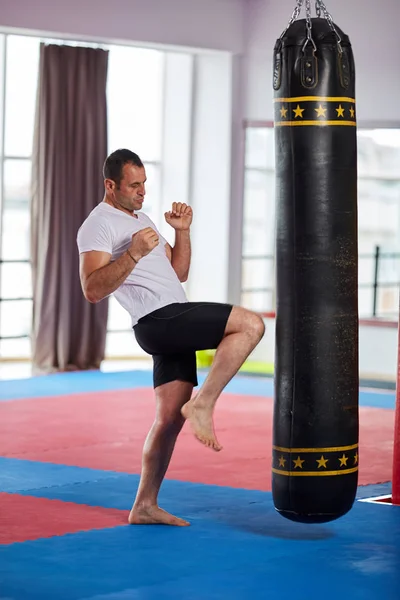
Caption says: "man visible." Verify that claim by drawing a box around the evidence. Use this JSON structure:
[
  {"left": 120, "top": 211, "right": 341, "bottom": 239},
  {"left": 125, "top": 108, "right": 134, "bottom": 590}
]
[{"left": 77, "top": 149, "right": 265, "bottom": 526}]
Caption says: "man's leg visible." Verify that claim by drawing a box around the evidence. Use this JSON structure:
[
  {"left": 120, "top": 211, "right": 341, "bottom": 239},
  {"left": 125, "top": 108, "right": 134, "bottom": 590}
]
[
  {"left": 182, "top": 306, "right": 265, "bottom": 451},
  {"left": 129, "top": 379, "right": 193, "bottom": 526}
]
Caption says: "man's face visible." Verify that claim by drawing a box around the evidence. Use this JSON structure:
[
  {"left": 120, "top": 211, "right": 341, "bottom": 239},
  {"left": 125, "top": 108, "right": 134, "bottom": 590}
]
[{"left": 108, "top": 163, "right": 146, "bottom": 213}]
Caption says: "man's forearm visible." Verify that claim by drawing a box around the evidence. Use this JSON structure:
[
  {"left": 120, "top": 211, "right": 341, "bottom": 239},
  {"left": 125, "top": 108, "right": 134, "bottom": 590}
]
[
  {"left": 85, "top": 251, "right": 138, "bottom": 303},
  {"left": 171, "top": 230, "right": 191, "bottom": 282}
]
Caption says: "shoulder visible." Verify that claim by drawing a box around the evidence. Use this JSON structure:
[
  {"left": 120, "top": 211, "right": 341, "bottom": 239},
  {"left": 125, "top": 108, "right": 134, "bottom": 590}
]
[
  {"left": 77, "top": 205, "right": 115, "bottom": 246},
  {"left": 80, "top": 205, "right": 114, "bottom": 230}
]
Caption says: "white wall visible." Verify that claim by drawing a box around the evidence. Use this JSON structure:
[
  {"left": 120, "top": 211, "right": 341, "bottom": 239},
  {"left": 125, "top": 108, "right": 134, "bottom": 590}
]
[
  {"left": 0, "top": 0, "right": 245, "bottom": 53},
  {"left": 245, "top": 0, "right": 400, "bottom": 124}
]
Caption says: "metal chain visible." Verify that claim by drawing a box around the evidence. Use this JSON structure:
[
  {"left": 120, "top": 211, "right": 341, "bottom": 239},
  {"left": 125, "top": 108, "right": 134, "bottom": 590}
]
[
  {"left": 280, "top": 0, "right": 304, "bottom": 39},
  {"left": 303, "top": 0, "right": 317, "bottom": 52},
  {"left": 280, "top": 0, "right": 341, "bottom": 55},
  {"left": 315, "top": 0, "right": 343, "bottom": 53}
]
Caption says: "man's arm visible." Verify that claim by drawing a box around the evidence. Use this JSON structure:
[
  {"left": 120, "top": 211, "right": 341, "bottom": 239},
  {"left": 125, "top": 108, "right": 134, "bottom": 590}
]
[
  {"left": 80, "top": 227, "right": 160, "bottom": 303},
  {"left": 80, "top": 250, "right": 137, "bottom": 303},
  {"left": 164, "top": 203, "right": 193, "bottom": 282},
  {"left": 165, "top": 230, "right": 191, "bottom": 282}
]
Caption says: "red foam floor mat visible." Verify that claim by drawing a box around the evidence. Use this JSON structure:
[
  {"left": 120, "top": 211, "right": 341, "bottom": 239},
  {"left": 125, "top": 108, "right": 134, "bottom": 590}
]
[
  {"left": 0, "top": 492, "right": 127, "bottom": 545},
  {"left": 0, "top": 389, "right": 394, "bottom": 490}
]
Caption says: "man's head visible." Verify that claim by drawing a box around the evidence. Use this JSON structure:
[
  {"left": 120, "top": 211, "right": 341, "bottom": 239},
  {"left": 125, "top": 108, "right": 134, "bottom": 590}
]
[{"left": 103, "top": 149, "right": 146, "bottom": 213}]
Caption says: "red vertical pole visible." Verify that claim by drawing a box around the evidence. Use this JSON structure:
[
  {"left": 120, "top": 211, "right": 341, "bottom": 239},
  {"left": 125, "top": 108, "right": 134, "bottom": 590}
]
[{"left": 393, "top": 323, "right": 400, "bottom": 505}]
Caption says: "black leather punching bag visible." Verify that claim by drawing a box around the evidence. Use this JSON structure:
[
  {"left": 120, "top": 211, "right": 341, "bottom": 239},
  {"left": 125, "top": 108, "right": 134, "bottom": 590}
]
[{"left": 272, "top": 17, "right": 359, "bottom": 523}]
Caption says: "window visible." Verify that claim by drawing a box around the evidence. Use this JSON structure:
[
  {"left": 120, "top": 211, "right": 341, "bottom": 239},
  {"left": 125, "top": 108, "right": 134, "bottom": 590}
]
[
  {"left": 241, "top": 126, "right": 275, "bottom": 313},
  {"left": 0, "top": 35, "right": 40, "bottom": 359},
  {"left": 0, "top": 34, "right": 166, "bottom": 360},
  {"left": 357, "top": 129, "right": 400, "bottom": 318},
  {"left": 105, "top": 46, "right": 165, "bottom": 358},
  {"left": 241, "top": 125, "right": 400, "bottom": 319}
]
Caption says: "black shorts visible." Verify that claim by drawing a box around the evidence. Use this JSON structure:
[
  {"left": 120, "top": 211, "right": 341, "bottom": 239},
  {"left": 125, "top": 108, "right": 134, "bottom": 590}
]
[{"left": 133, "top": 302, "right": 233, "bottom": 388}]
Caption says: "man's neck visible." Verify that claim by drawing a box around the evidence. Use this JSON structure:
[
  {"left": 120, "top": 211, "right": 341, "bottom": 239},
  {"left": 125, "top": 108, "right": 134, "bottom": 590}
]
[{"left": 103, "top": 197, "right": 137, "bottom": 218}]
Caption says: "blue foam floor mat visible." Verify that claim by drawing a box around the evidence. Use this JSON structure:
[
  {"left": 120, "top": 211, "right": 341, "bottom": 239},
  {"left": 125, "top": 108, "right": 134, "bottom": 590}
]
[
  {"left": 0, "top": 456, "right": 392, "bottom": 505},
  {"left": 1, "top": 368, "right": 398, "bottom": 599},
  {"left": 1, "top": 474, "right": 398, "bottom": 600},
  {"left": 0, "top": 456, "right": 122, "bottom": 494},
  {"left": 0, "top": 369, "right": 395, "bottom": 409}
]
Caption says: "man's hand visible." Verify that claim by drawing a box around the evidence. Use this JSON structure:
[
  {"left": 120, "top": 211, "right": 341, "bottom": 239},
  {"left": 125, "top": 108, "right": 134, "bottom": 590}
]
[
  {"left": 165, "top": 203, "right": 193, "bottom": 231},
  {"left": 130, "top": 227, "right": 159, "bottom": 260}
]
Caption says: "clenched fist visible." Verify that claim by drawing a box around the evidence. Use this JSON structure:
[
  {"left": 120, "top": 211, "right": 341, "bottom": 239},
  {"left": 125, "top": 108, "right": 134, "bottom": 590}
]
[
  {"left": 129, "top": 227, "right": 159, "bottom": 260},
  {"left": 165, "top": 203, "right": 193, "bottom": 231}
]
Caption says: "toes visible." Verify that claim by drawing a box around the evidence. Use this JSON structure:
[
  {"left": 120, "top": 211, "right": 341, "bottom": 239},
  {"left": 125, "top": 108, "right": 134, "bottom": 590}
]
[
  {"left": 212, "top": 437, "right": 222, "bottom": 451},
  {"left": 195, "top": 434, "right": 212, "bottom": 449},
  {"left": 173, "top": 518, "right": 190, "bottom": 526},
  {"left": 195, "top": 434, "right": 222, "bottom": 451}
]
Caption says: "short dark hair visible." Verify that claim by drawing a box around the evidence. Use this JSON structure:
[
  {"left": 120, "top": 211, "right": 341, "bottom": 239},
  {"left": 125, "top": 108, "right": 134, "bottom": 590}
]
[{"left": 103, "top": 149, "right": 144, "bottom": 186}]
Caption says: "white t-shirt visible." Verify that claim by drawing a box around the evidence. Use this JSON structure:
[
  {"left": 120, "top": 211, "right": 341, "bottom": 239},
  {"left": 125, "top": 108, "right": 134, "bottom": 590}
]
[{"left": 76, "top": 202, "right": 188, "bottom": 326}]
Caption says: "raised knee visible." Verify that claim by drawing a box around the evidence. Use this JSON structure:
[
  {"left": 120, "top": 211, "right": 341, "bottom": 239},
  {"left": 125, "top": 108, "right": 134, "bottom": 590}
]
[
  {"left": 249, "top": 313, "right": 265, "bottom": 341},
  {"left": 225, "top": 306, "right": 265, "bottom": 341}
]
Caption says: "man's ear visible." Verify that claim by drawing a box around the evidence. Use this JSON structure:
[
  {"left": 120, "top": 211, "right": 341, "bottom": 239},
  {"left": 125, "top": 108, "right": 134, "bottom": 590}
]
[{"left": 104, "top": 178, "right": 116, "bottom": 192}]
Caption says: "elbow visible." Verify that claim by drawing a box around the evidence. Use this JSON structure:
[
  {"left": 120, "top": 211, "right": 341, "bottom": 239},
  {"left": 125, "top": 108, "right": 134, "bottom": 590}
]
[
  {"left": 84, "top": 290, "right": 98, "bottom": 304},
  {"left": 85, "top": 293, "right": 99, "bottom": 304},
  {"left": 172, "top": 262, "right": 189, "bottom": 283},
  {"left": 83, "top": 283, "right": 101, "bottom": 304}
]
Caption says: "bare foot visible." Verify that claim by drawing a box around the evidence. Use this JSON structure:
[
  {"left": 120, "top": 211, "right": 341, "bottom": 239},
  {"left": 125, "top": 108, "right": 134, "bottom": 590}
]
[
  {"left": 181, "top": 400, "right": 222, "bottom": 451},
  {"left": 128, "top": 505, "right": 190, "bottom": 526}
]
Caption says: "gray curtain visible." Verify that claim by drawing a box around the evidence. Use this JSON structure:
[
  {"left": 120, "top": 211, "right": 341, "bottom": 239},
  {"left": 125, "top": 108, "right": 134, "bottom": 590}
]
[{"left": 31, "top": 43, "right": 109, "bottom": 374}]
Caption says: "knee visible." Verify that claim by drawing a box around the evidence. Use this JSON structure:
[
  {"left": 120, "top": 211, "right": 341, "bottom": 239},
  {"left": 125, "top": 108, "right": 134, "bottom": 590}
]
[
  {"left": 155, "top": 411, "right": 185, "bottom": 435},
  {"left": 248, "top": 313, "right": 265, "bottom": 342},
  {"left": 225, "top": 306, "right": 265, "bottom": 342}
]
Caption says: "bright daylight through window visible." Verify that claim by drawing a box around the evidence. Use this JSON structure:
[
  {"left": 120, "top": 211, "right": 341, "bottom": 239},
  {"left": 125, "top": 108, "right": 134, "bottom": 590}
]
[
  {"left": 0, "top": 35, "right": 165, "bottom": 360},
  {"left": 241, "top": 126, "right": 400, "bottom": 319}
]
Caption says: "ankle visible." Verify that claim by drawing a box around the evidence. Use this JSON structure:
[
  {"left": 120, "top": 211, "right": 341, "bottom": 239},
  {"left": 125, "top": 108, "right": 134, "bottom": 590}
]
[
  {"left": 192, "top": 396, "right": 215, "bottom": 411},
  {"left": 192, "top": 399, "right": 209, "bottom": 410},
  {"left": 132, "top": 499, "right": 157, "bottom": 511}
]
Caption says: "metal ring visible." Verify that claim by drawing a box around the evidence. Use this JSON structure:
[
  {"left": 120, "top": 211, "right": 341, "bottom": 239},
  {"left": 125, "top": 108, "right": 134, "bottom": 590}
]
[{"left": 302, "top": 37, "right": 317, "bottom": 53}]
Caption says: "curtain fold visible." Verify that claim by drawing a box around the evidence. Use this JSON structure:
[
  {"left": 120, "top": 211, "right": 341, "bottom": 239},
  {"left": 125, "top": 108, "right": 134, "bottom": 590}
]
[{"left": 31, "top": 43, "right": 109, "bottom": 374}]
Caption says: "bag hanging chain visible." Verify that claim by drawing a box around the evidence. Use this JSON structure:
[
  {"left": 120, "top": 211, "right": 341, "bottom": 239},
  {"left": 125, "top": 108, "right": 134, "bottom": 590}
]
[
  {"left": 315, "top": 0, "right": 343, "bottom": 53},
  {"left": 281, "top": 0, "right": 343, "bottom": 54},
  {"left": 303, "top": 0, "right": 317, "bottom": 52},
  {"left": 280, "top": 0, "right": 304, "bottom": 39}
]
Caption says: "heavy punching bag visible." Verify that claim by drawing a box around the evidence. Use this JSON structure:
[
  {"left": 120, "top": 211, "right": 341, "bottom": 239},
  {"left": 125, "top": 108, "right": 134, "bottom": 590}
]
[{"left": 272, "top": 0, "right": 359, "bottom": 523}]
